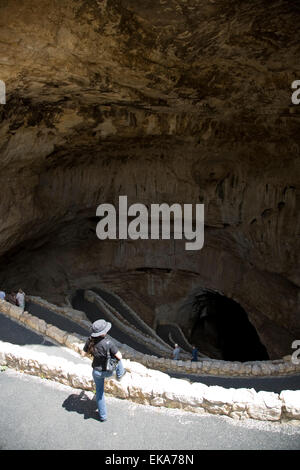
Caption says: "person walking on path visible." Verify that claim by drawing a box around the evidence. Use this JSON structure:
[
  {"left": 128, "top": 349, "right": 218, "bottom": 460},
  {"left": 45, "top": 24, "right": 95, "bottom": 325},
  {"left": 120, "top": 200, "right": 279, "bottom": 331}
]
[
  {"left": 7, "top": 291, "right": 17, "bottom": 305},
  {"left": 191, "top": 345, "right": 198, "bottom": 362},
  {"left": 16, "top": 289, "right": 25, "bottom": 311},
  {"left": 173, "top": 343, "right": 181, "bottom": 361},
  {"left": 83, "top": 319, "right": 126, "bottom": 422}
]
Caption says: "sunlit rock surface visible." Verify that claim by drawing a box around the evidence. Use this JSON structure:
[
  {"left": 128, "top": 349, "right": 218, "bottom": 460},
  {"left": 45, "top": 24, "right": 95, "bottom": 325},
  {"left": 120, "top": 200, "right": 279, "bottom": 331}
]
[{"left": 0, "top": 0, "right": 299, "bottom": 359}]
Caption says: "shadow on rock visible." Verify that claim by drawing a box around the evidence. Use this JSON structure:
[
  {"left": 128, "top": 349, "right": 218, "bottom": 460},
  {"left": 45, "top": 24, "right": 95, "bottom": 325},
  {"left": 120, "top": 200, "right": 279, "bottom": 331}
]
[{"left": 62, "top": 390, "right": 99, "bottom": 421}]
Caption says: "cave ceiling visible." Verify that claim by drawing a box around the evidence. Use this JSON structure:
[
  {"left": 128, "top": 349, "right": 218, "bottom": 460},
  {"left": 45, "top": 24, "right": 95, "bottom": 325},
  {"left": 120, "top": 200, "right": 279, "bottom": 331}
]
[{"left": 0, "top": 0, "right": 299, "bottom": 358}]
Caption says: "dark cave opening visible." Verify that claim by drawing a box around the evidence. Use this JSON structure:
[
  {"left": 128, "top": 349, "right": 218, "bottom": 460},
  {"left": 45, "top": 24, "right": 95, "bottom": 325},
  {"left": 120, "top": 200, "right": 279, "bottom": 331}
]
[{"left": 190, "top": 290, "right": 269, "bottom": 362}]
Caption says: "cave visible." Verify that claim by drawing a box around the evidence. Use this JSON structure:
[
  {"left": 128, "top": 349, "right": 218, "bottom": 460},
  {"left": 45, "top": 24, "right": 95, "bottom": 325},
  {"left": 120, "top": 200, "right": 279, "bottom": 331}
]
[
  {"left": 0, "top": 0, "right": 299, "bottom": 362},
  {"left": 190, "top": 289, "right": 269, "bottom": 362}
]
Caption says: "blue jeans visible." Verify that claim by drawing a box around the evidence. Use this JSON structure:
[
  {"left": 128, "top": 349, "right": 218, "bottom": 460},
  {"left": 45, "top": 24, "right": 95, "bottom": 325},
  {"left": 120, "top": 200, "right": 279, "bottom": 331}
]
[{"left": 92, "top": 360, "right": 125, "bottom": 421}]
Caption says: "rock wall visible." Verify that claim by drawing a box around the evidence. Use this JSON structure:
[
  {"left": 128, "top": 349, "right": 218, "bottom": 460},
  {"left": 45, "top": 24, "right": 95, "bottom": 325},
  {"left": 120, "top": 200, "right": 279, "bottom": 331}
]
[{"left": 0, "top": 0, "right": 299, "bottom": 358}]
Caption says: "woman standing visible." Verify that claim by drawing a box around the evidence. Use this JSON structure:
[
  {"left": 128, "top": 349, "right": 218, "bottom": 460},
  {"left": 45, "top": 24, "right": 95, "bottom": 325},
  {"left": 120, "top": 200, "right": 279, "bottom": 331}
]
[
  {"left": 83, "top": 319, "right": 126, "bottom": 422},
  {"left": 16, "top": 288, "right": 25, "bottom": 311}
]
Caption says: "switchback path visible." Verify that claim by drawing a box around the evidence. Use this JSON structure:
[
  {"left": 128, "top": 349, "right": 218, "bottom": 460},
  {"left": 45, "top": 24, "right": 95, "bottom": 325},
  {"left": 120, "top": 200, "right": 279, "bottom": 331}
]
[
  {"left": 26, "top": 299, "right": 89, "bottom": 337},
  {"left": 157, "top": 324, "right": 192, "bottom": 353},
  {"left": 1, "top": 310, "right": 300, "bottom": 393},
  {"left": 92, "top": 287, "right": 151, "bottom": 336},
  {"left": 92, "top": 287, "right": 192, "bottom": 354},
  {"left": 0, "top": 312, "right": 91, "bottom": 366},
  {"left": 169, "top": 370, "right": 300, "bottom": 394},
  {"left": 71, "top": 290, "right": 159, "bottom": 356}
]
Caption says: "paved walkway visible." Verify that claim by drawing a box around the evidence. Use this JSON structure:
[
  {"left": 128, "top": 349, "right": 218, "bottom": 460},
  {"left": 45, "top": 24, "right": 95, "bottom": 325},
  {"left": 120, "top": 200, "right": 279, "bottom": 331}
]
[
  {"left": 26, "top": 299, "right": 89, "bottom": 337},
  {"left": 1, "top": 307, "right": 300, "bottom": 450},
  {"left": 0, "top": 312, "right": 91, "bottom": 366},
  {"left": 1, "top": 369, "right": 299, "bottom": 450},
  {"left": 169, "top": 370, "right": 300, "bottom": 393}
]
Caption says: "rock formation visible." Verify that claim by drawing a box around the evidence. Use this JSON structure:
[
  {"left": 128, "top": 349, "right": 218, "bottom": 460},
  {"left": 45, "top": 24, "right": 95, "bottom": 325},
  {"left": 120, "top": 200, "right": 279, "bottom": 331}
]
[{"left": 0, "top": 0, "right": 299, "bottom": 359}]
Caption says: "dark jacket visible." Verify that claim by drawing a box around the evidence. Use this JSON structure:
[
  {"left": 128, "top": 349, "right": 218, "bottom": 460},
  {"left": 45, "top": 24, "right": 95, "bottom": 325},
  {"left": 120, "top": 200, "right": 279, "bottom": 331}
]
[{"left": 83, "top": 335, "right": 118, "bottom": 371}]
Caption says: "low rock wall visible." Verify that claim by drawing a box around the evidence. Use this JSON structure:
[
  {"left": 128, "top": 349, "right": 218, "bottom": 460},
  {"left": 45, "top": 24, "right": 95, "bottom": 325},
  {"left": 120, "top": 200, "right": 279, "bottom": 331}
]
[
  {"left": 2, "top": 298, "right": 300, "bottom": 378},
  {"left": 1, "top": 340, "right": 300, "bottom": 423},
  {"left": 85, "top": 290, "right": 173, "bottom": 356},
  {"left": 95, "top": 285, "right": 173, "bottom": 350}
]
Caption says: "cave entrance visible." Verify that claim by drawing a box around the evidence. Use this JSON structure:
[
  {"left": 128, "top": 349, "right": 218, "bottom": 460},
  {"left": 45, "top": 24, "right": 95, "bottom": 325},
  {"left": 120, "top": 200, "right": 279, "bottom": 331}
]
[{"left": 190, "top": 289, "right": 269, "bottom": 362}]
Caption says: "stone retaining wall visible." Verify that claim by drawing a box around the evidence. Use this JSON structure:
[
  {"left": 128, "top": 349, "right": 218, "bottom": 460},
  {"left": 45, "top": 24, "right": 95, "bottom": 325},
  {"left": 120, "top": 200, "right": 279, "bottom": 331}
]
[
  {"left": 27, "top": 295, "right": 91, "bottom": 328},
  {"left": 85, "top": 290, "right": 173, "bottom": 356},
  {"left": 1, "top": 340, "right": 300, "bottom": 423},
  {"left": 95, "top": 285, "right": 173, "bottom": 350},
  {"left": 1, "top": 298, "right": 300, "bottom": 379},
  {"left": 158, "top": 320, "right": 205, "bottom": 356},
  {"left": 90, "top": 287, "right": 205, "bottom": 358}
]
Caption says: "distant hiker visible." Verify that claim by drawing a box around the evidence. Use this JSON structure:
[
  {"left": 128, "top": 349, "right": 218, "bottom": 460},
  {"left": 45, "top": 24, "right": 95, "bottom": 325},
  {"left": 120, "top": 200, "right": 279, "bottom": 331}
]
[
  {"left": 191, "top": 346, "right": 198, "bottom": 362},
  {"left": 6, "top": 292, "right": 16, "bottom": 305},
  {"left": 173, "top": 343, "right": 180, "bottom": 361},
  {"left": 0, "top": 290, "right": 5, "bottom": 300},
  {"left": 83, "top": 319, "right": 127, "bottom": 422},
  {"left": 16, "top": 289, "right": 25, "bottom": 311},
  {"left": 10, "top": 291, "right": 17, "bottom": 305}
]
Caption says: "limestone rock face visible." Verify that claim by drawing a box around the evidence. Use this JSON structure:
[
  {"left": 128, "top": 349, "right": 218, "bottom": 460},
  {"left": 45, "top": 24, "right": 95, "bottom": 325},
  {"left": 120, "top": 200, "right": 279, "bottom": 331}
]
[
  {"left": 0, "top": 1, "right": 299, "bottom": 358},
  {"left": 280, "top": 390, "right": 300, "bottom": 419}
]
